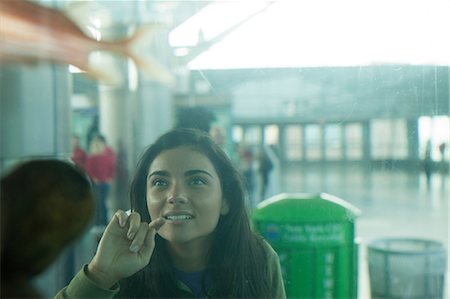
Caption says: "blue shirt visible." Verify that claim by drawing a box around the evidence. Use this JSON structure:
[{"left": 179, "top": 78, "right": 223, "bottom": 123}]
[{"left": 173, "top": 267, "right": 210, "bottom": 298}]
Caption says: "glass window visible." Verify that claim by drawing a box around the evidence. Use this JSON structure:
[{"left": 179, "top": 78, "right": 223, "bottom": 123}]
[
  {"left": 305, "top": 124, "right": 322, "bottom": 161},
  {"left": 264, "top": 125, "right": 279, "bottom": 145},
  {"left": 2, "top": 1, "right": 449, "bottom": 298},
  {"left": 232, "top": 125, "right": 243, "bottom": 143},
  {"left": 371, "top": 119, "right": 408, "bottom": 160},
  {"left": 285, "top": 125, "right": 302, "bottom": 160},
  {"left": 345, "top": 123, "right": 363, "bottom": 160},
  {"left": 324, "top": 124, "right": 343, "bottom": 160},
  {"left": 244, "top": 126, "right": 261, "bottom": 146},
  {"left": 419, "top": 116, "right": 450, "bottom": 161}
]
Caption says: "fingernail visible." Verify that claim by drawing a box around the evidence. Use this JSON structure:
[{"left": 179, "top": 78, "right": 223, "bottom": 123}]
[
  {"left": 127, "top": 232, "right": 135, "bottom": 239},
  {"left": 130, "top": 244, "right": 140, "bottom": 252}
]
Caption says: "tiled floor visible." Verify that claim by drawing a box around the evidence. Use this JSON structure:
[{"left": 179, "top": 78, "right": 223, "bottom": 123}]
[{"left": 258, "top": 163, "right": 449, "bottom": 298}]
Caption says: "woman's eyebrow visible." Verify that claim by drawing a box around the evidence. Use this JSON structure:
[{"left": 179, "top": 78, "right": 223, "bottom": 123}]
[
  {"left": 185, "top": 169, "right": 214, "bottom": 178},
  {"left": 148, "top": 170, "right": 170, "bottom": 179}
]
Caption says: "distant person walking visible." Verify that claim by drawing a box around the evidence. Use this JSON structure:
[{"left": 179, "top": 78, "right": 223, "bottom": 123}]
[
  {"left": 438, "top": 142, "right": 447, "bottom": 162},
  {"left": 86, "top": 134, "right": 117, "bottom": 225},
  {"left": 258, "top": 147, "right": 274, "bottom": 201},
  {"left": 423, "top": 140, "right": 433, "bottom": 189},
  {"left": 239, "top": 144, "right": 255, "bottom": 205}
]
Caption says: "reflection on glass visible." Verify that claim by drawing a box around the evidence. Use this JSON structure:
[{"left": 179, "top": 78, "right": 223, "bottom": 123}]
[{"left": 1, "top": 0, "right": 448, "bottom": 298}]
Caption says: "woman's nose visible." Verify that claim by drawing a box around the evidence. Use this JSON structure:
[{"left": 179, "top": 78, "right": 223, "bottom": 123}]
[
  {"left": 167, "top": 195, "right": 188, "bottom": 204},
  {"left": 167, "top": 183, "right": 187, "bottom": 204}
]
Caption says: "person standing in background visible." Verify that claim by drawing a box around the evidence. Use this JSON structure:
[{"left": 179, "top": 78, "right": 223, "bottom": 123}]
[
  {"left": 422, "top": 139, "right": 433, "bottom": 189},
  {"left": 86, "top": 134, "right": 117, "bottom": 226},
  {"left": 438, "top": 142, "right": 447, "bottom": 162},
  {"left": 238, "top": 144, "right": 255, "bottom": 207},
  {"left": 70, "top": 135, "right": 87, "bottom": 170},
  {"left": 257, "top": 146, "right": 274, "bottom": 201}
]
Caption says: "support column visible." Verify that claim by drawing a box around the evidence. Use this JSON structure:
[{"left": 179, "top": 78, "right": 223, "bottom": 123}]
[
  {"left": 242, "top": 125, "right": 249, "bottom": 143},
  {"left": 96, "top": 20, "right": 174, "bottom": 213},
  {"left": 135, "top": 81, "right": 174, "bottom": 154},
  {"left": 278, "top": 124, "right": 286, "bottom": 164},
  {"left": 362, "top": 121, "right": 372, "bottom": 164},
  {"left": 341, "top": 123, "right": 348, "bottom": 161},
  {"left": 260, "top": 124, "right": 266, "bottom": 147},
  {"left": 320, "top": 122, "right": 326, "bottom": 162},
  {"left": 93, "top": 24, "right": 136, "bottom": 213},
  {"left": 0, "top": 64, "right": 71, "bottom": 175},
  {"left": 133, "top": 24, "right": 174, "bottom": 155},
  {"left": 301, "top": 125, "right": 307, "bottom": 162},
  {"left": 98, "top": 78, "right": 136, "bottom": 212},
  {"left": 0, "top": 64, "right": 71, "bottom": 296}
]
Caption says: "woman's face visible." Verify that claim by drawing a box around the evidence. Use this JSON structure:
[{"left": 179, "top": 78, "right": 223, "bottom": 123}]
[{"left": 146, "top": 146, "right": 229, "bottom": 246}]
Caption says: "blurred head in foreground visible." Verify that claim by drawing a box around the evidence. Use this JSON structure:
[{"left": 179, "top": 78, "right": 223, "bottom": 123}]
[{"left": 1, "top": 159, "right": 95, "bottom": 296}]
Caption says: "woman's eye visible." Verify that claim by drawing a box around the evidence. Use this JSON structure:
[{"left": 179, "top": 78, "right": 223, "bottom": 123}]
[
  {"left": 190, "top": 177, "right": 207, "bottom": 186},
  {"left": 152, "top": 178, "right": 168, "bottom": 187}
]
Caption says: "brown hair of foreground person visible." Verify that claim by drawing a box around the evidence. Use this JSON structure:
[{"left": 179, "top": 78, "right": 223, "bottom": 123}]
[{"left": 1, "top": 159, "right": 95, "bottom": 298}]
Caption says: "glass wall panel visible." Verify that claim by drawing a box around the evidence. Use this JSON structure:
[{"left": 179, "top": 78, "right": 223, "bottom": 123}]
[
  {"left": 324, "top": 124, "right": 343, "bottom": 160},
  {"left": 264, "top": 125, "right": 279, "bottom": 145},
  {"left": 371, "top": 119, "right": 408, "bottom": 159},
  {"left": 3, "top": 2, "right": 450, "bottom": 298},
  {"left": 392, "top": 119, "right": 408, "bottom": 159},
  {"left": 305, "top": 124, "right": 322, "bottom": 160},
  {"left": 345, "top": 123, "right": 363, "bottom": 160},
  {"left": 419, "top": 116, "right": 450, "bottom": 161},
  {"left": 232, "top": 125, "right": 243, "bottom": 143},
  {"left": 371, "top": 119, "right": 389, "bottom": 159},
  {"left": 285, "top": 125, "right": 302, "bottom": 160},
  {"left": 244, "top": 126, "right": 261, "bottom": 146}
]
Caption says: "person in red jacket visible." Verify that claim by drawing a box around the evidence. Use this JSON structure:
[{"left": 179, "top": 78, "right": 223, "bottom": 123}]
[{"left": 86, "top": 134, "right": 117, "bottom": 226}]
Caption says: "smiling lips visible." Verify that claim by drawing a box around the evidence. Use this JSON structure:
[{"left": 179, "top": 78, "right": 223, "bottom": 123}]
[
  {"left": 165, "top": 215, "right": 193, "bottom": 221},
  {"left": 163, "top": 212, "right": 194, "bottom": 221}
]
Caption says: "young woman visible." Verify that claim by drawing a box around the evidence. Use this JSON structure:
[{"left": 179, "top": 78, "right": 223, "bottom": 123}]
[{"left": 57, "top": 128, "right": 286, "bottom": 298}]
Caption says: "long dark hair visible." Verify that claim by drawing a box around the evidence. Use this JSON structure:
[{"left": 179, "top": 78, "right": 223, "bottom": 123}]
[{"left": 119, "top": 128, "right": 270, "bottom": 298}]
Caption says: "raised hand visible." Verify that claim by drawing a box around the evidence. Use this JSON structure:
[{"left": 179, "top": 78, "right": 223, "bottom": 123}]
[{"left": 86, "top": 210, "right": 165, "bottom": 289}]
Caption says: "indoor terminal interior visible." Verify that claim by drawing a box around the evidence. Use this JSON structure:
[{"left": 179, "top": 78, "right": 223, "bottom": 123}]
[{"left": 0, "top": 1, "right": 449, "bottom": 298}]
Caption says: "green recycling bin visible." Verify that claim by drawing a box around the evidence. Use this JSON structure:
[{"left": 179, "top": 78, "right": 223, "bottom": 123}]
[{"left": 252, "top": 193, "right": 361, "bottom": 299}]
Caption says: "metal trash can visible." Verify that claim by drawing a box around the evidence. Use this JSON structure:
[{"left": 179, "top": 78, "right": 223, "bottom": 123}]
[
  {"left": 252, "top": 193, "right": 361, "bottom": 299},
  {"left": 367, "top": 238, "right": 447, "bottom": 299}
]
